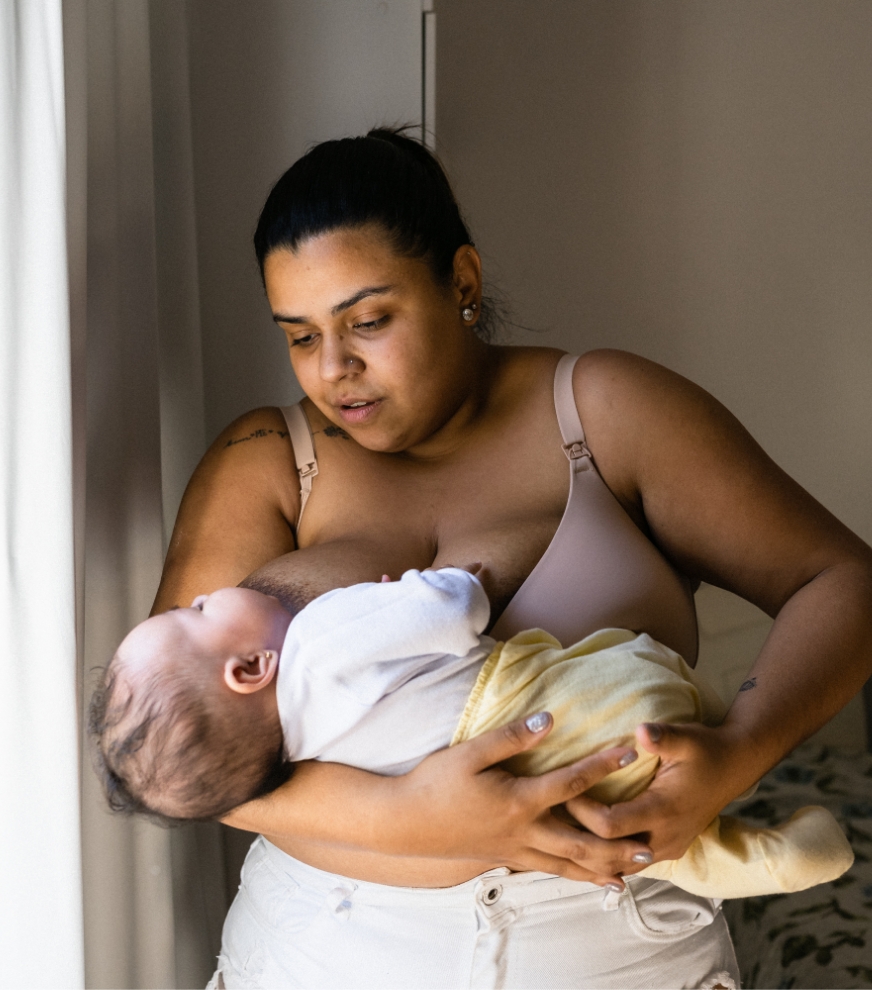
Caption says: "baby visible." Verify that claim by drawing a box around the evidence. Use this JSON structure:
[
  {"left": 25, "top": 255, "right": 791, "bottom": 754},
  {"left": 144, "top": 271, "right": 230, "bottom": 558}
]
[{"left": 91, "top": 566, "right": 853, "bottom": 899}]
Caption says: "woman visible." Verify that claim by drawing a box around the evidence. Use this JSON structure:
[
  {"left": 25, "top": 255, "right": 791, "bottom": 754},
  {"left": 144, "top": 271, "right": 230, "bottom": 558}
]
[{"left": 154, "top": 130, "right": 872, "bottom": 988}]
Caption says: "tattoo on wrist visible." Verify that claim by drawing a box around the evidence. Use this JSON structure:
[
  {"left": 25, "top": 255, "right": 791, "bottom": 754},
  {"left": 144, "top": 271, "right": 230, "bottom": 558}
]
[
  {"left": 225, "top": 428, "right": 289, "bottom": 447},
  {"left": 739, "top": 677, "right": 757, "bottom": 692},
  {"left": 321, "top": 425, "right": 351, "bottom": 440}
]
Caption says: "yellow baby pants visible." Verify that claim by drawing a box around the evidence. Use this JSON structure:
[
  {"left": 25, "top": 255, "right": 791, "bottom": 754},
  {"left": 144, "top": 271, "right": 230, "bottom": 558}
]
[{"left": 452, "top": 628, "right": 853, "bottom": 898}]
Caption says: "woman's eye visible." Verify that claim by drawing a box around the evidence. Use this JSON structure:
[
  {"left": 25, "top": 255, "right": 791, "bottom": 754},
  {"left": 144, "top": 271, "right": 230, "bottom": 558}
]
[
  {"left": 352, "top": 316, "right": 389, "bottom": 331},
  {"left": 290, "top": 333, "right": 317, "bottom": 347}
]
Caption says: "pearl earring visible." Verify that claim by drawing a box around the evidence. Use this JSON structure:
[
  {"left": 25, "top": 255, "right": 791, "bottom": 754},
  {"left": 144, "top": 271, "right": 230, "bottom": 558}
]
[{"left": 462, "top": 303, "right": 477, "bottom": 322}]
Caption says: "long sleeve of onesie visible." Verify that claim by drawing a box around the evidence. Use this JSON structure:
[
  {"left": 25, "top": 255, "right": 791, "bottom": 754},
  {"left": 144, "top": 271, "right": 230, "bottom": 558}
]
[{"left": 278, "top": 568, "right": 492, "bottom": 762}]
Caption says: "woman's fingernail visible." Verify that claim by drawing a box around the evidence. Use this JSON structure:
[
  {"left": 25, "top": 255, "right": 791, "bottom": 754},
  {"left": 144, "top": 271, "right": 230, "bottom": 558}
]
[
  {"left": 618, "top": 750, "right": 638, "bottom": 768},
  {"left": 525, "top": 712, "right": 550, "bottom": 732},
  {"left": 632, "top": 852, "right": 653, "bottom": 865},
  {"left": 644, "top": 723, "right": 663, "bottom": 742},
  {"left": 605, "top": 882, "right": 624, "bottom": 893}
]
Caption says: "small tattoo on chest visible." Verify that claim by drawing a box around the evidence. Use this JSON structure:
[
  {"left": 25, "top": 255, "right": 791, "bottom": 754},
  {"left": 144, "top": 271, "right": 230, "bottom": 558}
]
[
  {"left": 224, "top": 428, "right": 288, "bottom": 447},
  {"left": 321, "top": 425, "right": 351, "bottom": 440},
  {"left": 739, "top": 677, "right": 757, "bottom": 692}
]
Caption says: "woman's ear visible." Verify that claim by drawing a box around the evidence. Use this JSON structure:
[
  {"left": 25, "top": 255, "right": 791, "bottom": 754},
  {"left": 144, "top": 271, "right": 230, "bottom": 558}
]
[
  {"left": 224, "top": 651, "right": 279, "bottom": 695},
  {"left": 452, "top": 244, "right": 482, "bottom": 310}
]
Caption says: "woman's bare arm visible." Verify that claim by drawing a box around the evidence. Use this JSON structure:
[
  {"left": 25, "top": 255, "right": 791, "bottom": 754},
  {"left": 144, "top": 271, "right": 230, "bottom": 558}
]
[
  {"left": 152, "top": 407, "right": 299, "bottom": 613},
  {"left": 223, "top": 718, "right": 652, "bottom": 887},
  {"left": 569, "top": 349, "right": 872, "bottom": 859}
]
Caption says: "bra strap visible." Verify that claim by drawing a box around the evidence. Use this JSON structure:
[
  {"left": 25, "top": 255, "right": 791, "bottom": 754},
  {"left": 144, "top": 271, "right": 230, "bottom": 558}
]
[
  {"left": 280, "top": 402, "right": 318, "bottom": 531},
  {"left": 553, "top": 354, "right": 592, "bottom": 462}
]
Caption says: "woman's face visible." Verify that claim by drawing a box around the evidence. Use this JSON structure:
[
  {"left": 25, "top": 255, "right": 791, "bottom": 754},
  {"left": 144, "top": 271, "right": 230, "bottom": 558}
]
[{"left": 263, "top": 225, "right": 484, "bottom": 455}]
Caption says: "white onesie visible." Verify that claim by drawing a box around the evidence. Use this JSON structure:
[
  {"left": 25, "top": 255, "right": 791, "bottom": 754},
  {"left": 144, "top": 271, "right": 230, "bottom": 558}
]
[{"left": 276, "top": 568, "right": 494, "bottom": 775}]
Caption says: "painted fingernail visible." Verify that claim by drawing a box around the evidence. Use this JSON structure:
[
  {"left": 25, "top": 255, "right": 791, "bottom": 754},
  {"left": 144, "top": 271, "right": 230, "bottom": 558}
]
[
  {"left": 525, "top": 712, "right": 550, "bottom": 732},
  {"left": 644, "top": 723, "right": 663, "bottom": 742},
  {"left": 632, "top": 852, "right": 653, "bottom": 865},
  {"left": 605, "top": 882, "right": 624, "bottom": 893},
  {"left": 618, "top": 750, "right": 638, "bottom": 767}
]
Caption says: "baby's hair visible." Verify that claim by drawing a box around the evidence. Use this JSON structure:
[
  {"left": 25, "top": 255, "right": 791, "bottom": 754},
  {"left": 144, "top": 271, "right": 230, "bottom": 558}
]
[{"left": 89, "top": 652, "right": 292, "bottom": 825}]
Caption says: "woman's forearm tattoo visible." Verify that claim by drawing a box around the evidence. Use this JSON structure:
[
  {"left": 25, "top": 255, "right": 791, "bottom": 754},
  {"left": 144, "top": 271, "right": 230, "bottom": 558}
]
[{"left": 739, "top": 677, "right": 757, "bottom": 692}]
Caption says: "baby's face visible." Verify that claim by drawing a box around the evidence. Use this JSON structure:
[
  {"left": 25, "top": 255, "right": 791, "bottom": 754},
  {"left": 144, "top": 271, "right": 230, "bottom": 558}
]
[{"left": 120, "top": 587, "right": 290, "bottom": 679}]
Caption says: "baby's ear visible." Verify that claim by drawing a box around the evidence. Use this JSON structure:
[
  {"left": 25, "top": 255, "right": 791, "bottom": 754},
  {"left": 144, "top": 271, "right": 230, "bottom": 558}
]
[{"left": 224, "top": 651, "right": 279, "bottom": 694}]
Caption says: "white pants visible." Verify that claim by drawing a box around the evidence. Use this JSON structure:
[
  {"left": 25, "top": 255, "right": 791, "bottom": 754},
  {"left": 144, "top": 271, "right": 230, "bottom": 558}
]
[{"left": 210, "top": 836, "right": 739, "bottom": 990}]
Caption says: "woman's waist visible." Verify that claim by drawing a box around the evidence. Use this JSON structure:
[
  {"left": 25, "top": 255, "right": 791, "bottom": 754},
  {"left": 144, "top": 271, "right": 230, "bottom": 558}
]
[
  {"left": 255, "top": 833, "right": 604, "bottom": 899},
  {"left": 263, "top": 832, "right": 505, "bottom": 888}
]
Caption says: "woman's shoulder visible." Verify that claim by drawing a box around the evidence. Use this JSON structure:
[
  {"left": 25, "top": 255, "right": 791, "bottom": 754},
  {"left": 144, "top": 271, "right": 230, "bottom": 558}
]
[
  {"left": 194, "top": 406, "right": 301, "bottom": 519},
  {"left": 574, "top": 347, "right": 684, "bottom": 389},
  {"left": 572, "top": 348, "right": 711, "bottom": 432},
  {"left": 203, "top": 406, "right": 298, "bottom": 472},
  {"left": 153, "top": 406, "right": 300, "bottom": 612},
  {"left": 569, "top": 349, "right": 741, "bottom": 509},
  {"left": 496, "top": 345, "right": 690, "bottom": 413},
  {"left": 495, "top": 343, "right": 667, "bottom": 377}
]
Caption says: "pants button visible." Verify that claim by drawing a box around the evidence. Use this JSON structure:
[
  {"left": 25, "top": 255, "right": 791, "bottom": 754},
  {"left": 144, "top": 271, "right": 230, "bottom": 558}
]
[
  {"left": 326, "top": 886, "right": 355, "bottom": 921},
  {"left": 483, "top": 885, "right": 502, "bottom": 905}
]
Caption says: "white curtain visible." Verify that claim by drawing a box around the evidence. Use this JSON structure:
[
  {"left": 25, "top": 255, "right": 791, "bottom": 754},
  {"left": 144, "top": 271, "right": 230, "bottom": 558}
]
[
  {"left": 0, "top": 1, "right": 225, "bottom": 986},
  {"left": 0, "top": 1, "right": 83, "bottom": 986}
]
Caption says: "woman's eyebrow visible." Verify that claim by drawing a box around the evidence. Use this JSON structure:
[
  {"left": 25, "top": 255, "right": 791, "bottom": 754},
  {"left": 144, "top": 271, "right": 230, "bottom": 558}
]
[{"left": 272, "top": 284, "right": 395, "bottom": 325}]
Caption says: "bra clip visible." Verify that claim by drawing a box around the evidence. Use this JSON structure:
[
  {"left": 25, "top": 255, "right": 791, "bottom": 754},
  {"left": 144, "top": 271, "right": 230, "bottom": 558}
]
[{"left": 562, "top": 440, "right": 591, "bottom": 461}]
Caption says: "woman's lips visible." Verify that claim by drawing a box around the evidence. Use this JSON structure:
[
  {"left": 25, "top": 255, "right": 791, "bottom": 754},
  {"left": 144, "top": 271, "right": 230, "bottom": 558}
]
[{"left": 337, "top": 398, "right": 382, "bottom": 425}]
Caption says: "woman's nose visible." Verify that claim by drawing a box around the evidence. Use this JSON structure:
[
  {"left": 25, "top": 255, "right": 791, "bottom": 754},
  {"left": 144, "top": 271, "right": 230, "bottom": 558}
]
[{"left": 320, "top": 339, "right": 362, "bottom": 381}]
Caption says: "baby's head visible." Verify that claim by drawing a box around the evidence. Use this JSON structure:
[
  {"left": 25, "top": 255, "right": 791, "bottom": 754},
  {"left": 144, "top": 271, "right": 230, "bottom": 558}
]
[{"left": 90, "top": 587, "right": 293, "bottom": 823}]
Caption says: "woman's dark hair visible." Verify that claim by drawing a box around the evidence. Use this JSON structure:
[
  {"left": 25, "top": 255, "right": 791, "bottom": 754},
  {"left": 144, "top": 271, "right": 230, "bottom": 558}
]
[{"left": 254, "top": 127, "right": 499, "bottom": 339}]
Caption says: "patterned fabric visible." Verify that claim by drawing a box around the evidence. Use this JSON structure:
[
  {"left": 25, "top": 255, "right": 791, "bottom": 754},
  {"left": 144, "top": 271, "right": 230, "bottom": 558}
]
[{"left": 724, "top": 744, "right": 872, "bottom": 989}]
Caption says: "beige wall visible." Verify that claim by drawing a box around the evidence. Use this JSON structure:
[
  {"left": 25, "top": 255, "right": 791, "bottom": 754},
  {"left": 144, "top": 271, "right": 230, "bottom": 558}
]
[
  {"left": 436, "top": 0, "right": 872, "bottom": 545},
  {"left": 435, "top": 0, "right": 872, "bottom": 745}
]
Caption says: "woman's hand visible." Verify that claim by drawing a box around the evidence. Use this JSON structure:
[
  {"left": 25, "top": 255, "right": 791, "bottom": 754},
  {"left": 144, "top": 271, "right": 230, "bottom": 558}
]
[
  {"left": 566, "top": 720, "right": 749, "bottom": 866},
  {"left": 392, "top": 712, "right": 655, "bottom": 886}
]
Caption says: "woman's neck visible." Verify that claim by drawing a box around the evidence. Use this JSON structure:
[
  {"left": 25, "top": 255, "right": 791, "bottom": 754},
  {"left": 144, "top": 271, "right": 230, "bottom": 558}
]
[{"left": 401, "top": 339, "right": 502, "bottom": 462}]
